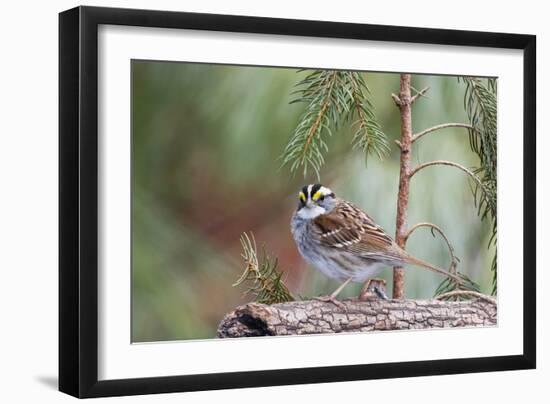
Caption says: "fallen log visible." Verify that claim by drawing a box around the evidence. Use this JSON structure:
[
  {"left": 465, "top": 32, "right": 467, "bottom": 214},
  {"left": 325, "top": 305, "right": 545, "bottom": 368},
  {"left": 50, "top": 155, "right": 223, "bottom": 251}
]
[{"left": 217, "top": 296, "right": 497, "bottom": 338}]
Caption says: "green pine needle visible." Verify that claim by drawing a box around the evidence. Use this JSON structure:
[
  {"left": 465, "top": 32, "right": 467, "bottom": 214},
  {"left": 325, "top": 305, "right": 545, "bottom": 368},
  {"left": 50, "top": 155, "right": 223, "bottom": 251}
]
[
  {"left": 281, "top": 70, "right": 389, "bottom": 178},
  {"left": 434, "top": 272, "right": 482, "bottom": 301}
]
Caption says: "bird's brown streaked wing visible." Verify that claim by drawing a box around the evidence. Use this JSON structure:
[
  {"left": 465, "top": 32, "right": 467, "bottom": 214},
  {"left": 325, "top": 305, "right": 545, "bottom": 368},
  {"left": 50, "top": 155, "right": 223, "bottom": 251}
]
[
  {"left": 312, "top": 202, "right": 404, "bottom": 261},
  {"left": 312, "top": 213, "right": 363, "bottom": 248}
]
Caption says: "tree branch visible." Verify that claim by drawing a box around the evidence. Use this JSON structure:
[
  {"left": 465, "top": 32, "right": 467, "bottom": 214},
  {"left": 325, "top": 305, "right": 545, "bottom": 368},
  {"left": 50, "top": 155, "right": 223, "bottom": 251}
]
[
  {"left": 409, "top": 160, "right": 483, "bottom": 190},
  {"left": 392, "top": 74, "right": 413, "bottom": 299},
  {"left": 436, "top": 290, "right": 497, "bottom": 305},
  {"left": 218, "top": 297, "right": 497, "bottom": 337},
  {"left": 410, "top": 86, "right": 430, "bottom": 103},
  {"left": 412, "top": 123, "right": 474, "bottom": 143},
  {"left": 299, "top": 73, "right": 337, "bottom": 163},
  {"left": 404, "top": 222, "right": 458, "bottom": 273}
]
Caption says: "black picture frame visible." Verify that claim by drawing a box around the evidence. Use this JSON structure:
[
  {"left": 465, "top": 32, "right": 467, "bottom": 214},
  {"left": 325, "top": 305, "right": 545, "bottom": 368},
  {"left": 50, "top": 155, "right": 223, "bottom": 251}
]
[{"left": 59, "top": 5, "right": 536, "bottom": 398}]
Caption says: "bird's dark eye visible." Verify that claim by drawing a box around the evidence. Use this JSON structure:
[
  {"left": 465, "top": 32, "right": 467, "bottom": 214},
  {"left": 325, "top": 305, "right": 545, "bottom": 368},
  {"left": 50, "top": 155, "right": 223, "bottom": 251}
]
[{"left": 319, "top": 195, "right": 325, "bottom": 201}]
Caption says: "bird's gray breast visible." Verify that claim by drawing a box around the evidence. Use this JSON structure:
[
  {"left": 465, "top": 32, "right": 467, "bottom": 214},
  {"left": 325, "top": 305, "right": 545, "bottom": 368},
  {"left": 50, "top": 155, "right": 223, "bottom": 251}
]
[
  {"left": 290, "top": 213, "right": 310, "bottom": 256},
  {"left": 290, "top": 213, "right": 317, "bottom": 261},
  {"left": 291, "top": 213, "right": 345, "bottom": 280},
  {"left": 290, "top": 211, "right": 385, "bottom": 282}
]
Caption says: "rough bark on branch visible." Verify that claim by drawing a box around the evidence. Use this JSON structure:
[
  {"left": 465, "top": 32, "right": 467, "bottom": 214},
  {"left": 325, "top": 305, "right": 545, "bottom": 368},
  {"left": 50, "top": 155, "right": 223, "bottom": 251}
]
[
  {"left": 217, "top": 298, "right": 497, "bottom": 338},
  {"left": 393, "top": 73, "right": 414, "bottom": 299}
]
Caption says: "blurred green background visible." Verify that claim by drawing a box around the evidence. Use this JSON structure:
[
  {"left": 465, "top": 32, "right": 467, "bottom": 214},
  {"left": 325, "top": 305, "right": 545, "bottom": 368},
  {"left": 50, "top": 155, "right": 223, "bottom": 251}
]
[{"left": 131, "top": 60, "right": 495, "bottom": 342}]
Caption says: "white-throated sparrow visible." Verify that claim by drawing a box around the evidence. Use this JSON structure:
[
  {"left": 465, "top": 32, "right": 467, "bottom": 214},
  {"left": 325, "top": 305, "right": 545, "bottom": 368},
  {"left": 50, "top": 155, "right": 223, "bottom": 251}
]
[{"left": 290, "top": 184, "right": 462, "bottom": 304}]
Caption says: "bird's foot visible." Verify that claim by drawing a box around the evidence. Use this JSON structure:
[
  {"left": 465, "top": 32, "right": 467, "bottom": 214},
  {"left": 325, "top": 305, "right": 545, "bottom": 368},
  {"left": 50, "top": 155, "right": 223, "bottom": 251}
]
[
  {"left": 359, "top": 278, "right": 389, "bottom": 301},
  {"left": 313, "top": 295, "right": 348, "bottom": 310},
  {"left": 372, "top": 285, "right": 390, "bottom": 300}
]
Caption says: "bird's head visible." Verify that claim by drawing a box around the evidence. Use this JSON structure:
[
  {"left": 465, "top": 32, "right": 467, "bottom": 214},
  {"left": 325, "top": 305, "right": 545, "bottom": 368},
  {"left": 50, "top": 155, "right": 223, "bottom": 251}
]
[{"left": 296, "top": 184, "right": 337, "bottom": 219}]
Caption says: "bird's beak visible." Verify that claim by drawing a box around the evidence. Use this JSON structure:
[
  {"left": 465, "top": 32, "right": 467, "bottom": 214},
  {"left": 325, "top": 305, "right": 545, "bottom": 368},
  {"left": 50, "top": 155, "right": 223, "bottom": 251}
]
[{"left": 305, "top": 200, "right": 314, "bottom": 208}]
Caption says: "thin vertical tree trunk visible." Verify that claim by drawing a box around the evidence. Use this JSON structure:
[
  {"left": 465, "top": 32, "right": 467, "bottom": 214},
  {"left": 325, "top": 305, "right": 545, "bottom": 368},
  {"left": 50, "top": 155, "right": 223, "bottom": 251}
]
[{"left": 393, "top": 74, "right": 413, "bottom": 299}]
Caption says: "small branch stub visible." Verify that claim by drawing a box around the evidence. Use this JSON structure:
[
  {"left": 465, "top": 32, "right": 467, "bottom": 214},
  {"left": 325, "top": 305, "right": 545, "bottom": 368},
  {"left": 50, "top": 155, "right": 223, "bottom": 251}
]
[{"left": 391, "top": 93, "right": 401, "bottom": 105}]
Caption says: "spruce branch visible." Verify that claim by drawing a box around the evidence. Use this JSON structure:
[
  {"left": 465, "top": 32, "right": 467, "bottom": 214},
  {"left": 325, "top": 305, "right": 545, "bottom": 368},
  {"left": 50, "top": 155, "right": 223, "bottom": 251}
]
[
  {"left": 460, "top": 77, "right": 498, "bottom": 294},
  {"left": 233, "top": 233, "right": 294, "bottom": 305},
  {"left": 281, "top": 70, "right": 388, "bottom": 177},
  {"left": 348, "top": 72, "right": 390, "bottom": 160}
]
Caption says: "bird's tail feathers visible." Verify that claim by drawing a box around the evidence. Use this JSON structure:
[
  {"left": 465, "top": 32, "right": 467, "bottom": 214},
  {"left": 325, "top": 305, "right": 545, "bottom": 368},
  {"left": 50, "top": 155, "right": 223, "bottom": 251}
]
[{"left": 404, "top": 255, "right": 463, "bottom": 285}]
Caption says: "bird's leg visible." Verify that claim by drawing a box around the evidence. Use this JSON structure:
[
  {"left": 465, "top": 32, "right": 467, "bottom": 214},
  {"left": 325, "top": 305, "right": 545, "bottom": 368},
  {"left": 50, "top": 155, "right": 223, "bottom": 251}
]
[
  {"left": 314, "top": 277, "right": 353, "bottom": 310},
  {"left": 330, "top": 276, "right": 354, "bottom": 298}
]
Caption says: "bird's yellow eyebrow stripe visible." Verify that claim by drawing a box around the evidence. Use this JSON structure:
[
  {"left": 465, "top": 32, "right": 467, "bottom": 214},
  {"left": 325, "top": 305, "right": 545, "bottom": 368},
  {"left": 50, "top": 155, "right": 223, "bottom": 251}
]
[
  {"left": 299, "top": 192, "right": 306, "bottom": 202},
  {"left": 312, "top": 190, "right": 322, "bottom": 200}
]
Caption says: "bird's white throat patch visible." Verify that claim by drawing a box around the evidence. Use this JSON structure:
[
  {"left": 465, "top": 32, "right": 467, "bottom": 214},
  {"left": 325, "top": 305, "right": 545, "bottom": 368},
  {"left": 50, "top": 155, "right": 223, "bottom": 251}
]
[{"left": 297, "top": 205, "right": 326, "bottom": 220}]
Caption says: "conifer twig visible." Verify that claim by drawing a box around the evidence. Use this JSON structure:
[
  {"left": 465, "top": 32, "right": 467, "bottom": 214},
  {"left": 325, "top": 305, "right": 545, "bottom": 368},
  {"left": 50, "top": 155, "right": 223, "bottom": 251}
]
[
  {"left": 404, "top": 222, "right": 458, "bottom": 273},
  {"left": 435, "top": 290, "right": 496, "bottom": 305},
  {"left": 412, "top": 123, "right": 474, "bottom": 143},
  {"left": 233, "top": 232, "right": 294, "bottom": 305},
  {"left": 410, "top": 86, "right": 430, "bottom": 103}
]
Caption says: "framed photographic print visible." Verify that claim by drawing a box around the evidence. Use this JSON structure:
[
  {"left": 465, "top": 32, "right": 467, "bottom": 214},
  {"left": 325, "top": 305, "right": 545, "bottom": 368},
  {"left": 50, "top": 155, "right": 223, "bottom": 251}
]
[{"left": 59, "top": 5, "right": 536, "bottom": 398}]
